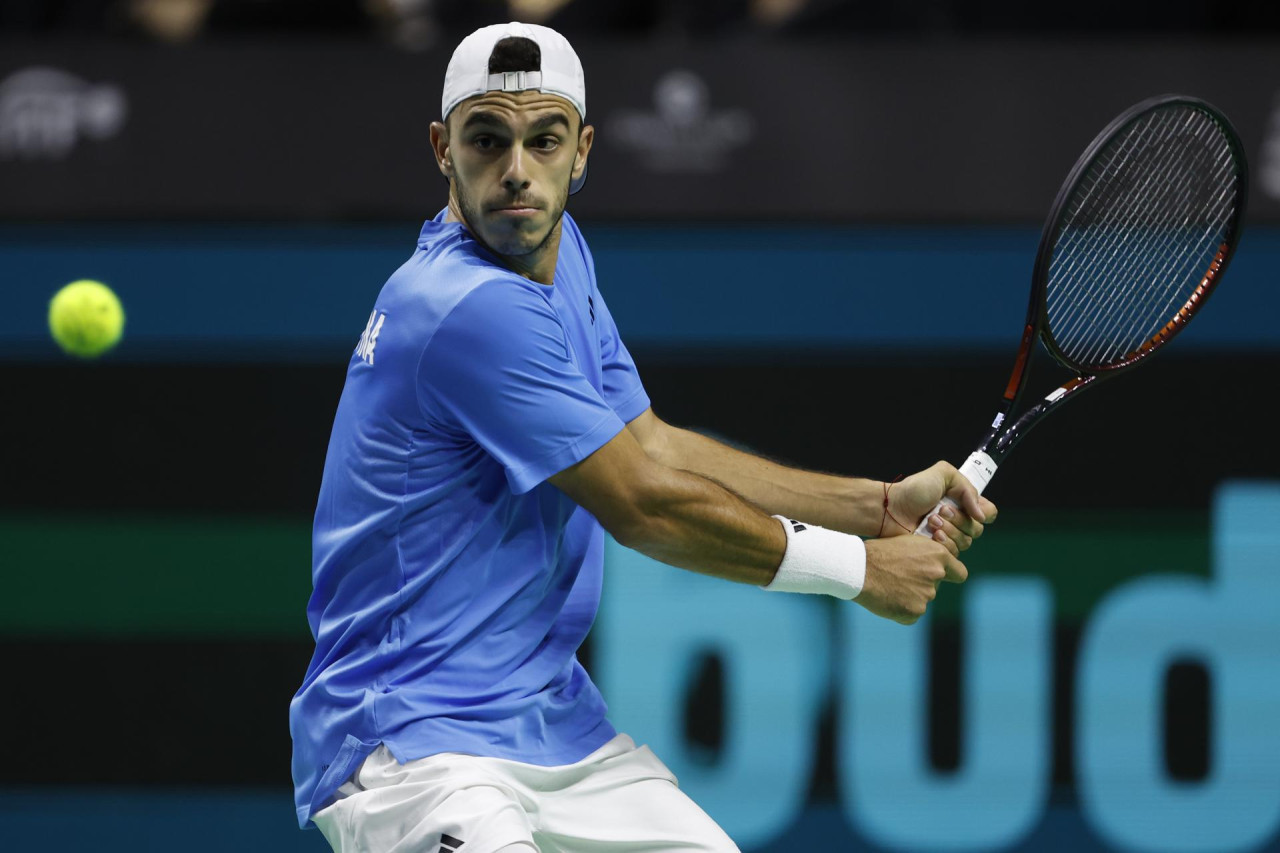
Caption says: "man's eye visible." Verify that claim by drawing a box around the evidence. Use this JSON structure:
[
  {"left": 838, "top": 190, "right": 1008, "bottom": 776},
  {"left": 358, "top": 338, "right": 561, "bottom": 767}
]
[
  {"left": 474, "top": 136, "right": 495, "bottom": 150},
  {"left": 533, "top": 137, "right": 559, "bottom": 151}
]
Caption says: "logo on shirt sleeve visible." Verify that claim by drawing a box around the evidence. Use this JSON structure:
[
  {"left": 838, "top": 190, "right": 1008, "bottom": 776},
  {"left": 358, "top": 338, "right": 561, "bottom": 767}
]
[{"left": 355, "top": 310, "right": 386, "bottom": 365}]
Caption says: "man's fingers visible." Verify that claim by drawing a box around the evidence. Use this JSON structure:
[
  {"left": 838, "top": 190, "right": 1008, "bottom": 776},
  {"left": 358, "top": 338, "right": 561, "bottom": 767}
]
[
  {"left": 928, "top": 511, "right": 976, "bottom": 552},
  {"left": 923, "top": 523, "right": 971, "bottom": 583},
  {"left": 979, "top": 496, "right": 998, "bottom": 524},
  {"left": 941, "top": 464, "right": 996, "bottom": 527},
  {"left": 954, "top": 488, "right": 998, "bottom": 528},
  {"left": 926, "top": 516, "right": 960, "bottom": 556}
]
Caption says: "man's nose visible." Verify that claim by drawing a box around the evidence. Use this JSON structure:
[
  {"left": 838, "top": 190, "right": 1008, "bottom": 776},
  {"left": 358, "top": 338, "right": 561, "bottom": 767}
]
[{"left": 501, "top": 145, "right": 531, "bottom": 192}]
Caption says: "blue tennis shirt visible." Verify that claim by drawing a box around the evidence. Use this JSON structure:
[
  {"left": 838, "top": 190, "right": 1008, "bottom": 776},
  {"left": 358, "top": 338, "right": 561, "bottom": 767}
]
[{"left": 290, "top": 210, "right": 649, "bottom": 828}]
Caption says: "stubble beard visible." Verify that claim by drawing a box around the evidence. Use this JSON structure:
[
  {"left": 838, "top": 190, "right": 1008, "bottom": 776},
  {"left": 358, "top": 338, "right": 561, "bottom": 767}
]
[{"left": 455, "top": 172, "right": 571, "bottom": 261}]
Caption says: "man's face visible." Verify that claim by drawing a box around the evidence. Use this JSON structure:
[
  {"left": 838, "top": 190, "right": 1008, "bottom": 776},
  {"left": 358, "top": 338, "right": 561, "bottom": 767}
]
[{"left": 440, "top": 91, "right": 590, "bottom": 259}]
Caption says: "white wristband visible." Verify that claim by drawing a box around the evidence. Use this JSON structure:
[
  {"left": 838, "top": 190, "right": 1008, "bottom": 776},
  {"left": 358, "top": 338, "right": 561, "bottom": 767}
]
[{"left": 763, "top": 516, "right": 866, "bottom": 600}]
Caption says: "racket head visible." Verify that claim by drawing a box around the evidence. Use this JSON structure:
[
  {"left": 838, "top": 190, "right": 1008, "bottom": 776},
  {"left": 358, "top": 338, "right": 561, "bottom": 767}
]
[{"left": 1029, "top": 95, "right": 1249, "bottom": 376}]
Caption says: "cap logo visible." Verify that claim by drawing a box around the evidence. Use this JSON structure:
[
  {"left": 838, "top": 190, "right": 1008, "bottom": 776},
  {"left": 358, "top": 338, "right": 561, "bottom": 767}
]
[{"left": 487, "top": 70, "right": 543, "bottom": 93}]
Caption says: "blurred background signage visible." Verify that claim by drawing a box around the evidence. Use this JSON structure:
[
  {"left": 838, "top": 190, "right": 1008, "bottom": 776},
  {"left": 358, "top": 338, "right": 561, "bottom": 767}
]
[{"left": 1, "top": 41, "right": 1278, "bottom": 222}]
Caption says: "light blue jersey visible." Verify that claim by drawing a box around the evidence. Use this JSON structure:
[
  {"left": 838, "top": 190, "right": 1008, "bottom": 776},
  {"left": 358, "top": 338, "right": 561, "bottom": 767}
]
[{"left": 290, "top": 210, "right": 649, "bottom": 829}]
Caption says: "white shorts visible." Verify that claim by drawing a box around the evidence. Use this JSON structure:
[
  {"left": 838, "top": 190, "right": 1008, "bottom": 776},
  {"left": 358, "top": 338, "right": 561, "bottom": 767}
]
[{"left": 311, "top": 733, "right": 741, "bottom": 853}]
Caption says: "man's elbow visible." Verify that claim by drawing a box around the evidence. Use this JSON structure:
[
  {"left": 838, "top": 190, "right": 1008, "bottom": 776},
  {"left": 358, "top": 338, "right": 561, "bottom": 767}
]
[
  {"left": 608, "top": 513, "right": 649, "bottom": 550},
  {"left": 548, "top": 427, "right": 678, "bottom": 550},
  {"left": 598, "top": 468, "right": 672, "bottom": 551}
]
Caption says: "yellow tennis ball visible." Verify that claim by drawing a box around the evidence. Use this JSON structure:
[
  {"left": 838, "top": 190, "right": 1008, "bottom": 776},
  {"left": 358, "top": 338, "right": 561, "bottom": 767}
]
[{"left": 48, "top": 279, "right": 125, "bottom": 359}]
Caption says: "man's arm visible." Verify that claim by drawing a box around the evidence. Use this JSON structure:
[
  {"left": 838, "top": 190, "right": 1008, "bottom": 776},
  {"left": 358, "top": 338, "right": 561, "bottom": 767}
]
[
  {"left": 625, "top": 408, "right": 995, "bottom": 543},
  {"left": 551, "top": 426, "right": 786, "bottom": 585},
  {"left": 625, "top": 408, "right": 883, "bottom": 535},
  {"left": 549, "top": 425, "right": 967, "bottom": 624}
]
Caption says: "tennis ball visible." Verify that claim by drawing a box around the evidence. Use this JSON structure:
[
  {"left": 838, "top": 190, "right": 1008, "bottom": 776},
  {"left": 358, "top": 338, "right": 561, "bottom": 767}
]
[{"left": 48, "top": 279, "right": 125, "bottom": 359}]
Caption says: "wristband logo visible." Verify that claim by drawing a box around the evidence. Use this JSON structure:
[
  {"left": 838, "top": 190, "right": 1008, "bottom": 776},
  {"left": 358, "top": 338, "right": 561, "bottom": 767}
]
[{"left": 596, "top": 482, "right": 1280, "bottom": 852}]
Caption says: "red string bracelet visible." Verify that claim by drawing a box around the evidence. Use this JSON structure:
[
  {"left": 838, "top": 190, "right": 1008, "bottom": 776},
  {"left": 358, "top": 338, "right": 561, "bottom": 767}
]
[{"left": 879, "top": 476, "right": 914, "bottom": 537}]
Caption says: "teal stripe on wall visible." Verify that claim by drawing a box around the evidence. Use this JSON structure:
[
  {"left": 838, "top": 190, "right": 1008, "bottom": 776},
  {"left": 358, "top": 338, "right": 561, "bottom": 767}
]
[
  {"left": 0, "top": 510, "right": 1206, "bottom": 637},
  {"left": 3, "top": 224, "right": 1278, "bottom": 359}
]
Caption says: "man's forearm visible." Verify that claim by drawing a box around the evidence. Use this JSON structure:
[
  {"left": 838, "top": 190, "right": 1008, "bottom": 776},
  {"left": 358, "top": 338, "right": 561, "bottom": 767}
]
[
  {"left": 656, "top": 425, "right": 886, "bottom": 537},
  {"left": 621, "top": 465, "right": 787, "bottom": 586}
]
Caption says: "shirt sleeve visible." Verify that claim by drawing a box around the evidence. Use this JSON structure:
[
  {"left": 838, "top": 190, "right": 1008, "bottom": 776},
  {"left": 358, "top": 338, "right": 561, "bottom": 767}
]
[
  {"left": 418, "top": 280, "right": 626, "bottom": 494},
  {"left": 593, "top": 287, "right": 650, "bottom": 425}
]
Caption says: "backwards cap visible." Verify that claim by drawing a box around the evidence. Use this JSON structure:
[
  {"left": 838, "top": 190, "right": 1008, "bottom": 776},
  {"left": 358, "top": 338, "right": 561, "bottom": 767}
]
[{"left": 442, "top": 22, "right": 586, "bottom": 121}]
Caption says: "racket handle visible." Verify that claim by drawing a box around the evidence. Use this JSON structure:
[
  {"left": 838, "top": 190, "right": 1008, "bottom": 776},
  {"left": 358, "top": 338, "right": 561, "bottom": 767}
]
[{"left": 912, "top": 451, "right": 998, "bottom": 537}]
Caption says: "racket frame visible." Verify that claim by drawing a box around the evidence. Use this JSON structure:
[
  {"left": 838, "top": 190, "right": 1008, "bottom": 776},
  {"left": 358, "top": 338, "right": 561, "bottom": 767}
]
[{"left": 976, "top": 94, "right": 1249, "bottom": 467}]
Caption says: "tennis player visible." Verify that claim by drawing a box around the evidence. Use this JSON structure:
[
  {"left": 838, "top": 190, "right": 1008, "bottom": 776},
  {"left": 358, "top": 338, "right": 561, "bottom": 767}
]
[{"left": 290, "top": 21, "right": 997, "bottom": 852}]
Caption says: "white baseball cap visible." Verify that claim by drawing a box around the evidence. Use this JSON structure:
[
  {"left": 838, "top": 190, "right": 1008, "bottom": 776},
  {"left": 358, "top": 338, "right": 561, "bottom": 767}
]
[{"left": 441, "top": 22, "right": 588, "bottom": 194}]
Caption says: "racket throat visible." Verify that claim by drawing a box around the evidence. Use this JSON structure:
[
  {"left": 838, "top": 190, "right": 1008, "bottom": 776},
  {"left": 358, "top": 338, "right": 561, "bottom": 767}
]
[{"left": 1003, "top": 325, "right": 1037, "bottom": 401}]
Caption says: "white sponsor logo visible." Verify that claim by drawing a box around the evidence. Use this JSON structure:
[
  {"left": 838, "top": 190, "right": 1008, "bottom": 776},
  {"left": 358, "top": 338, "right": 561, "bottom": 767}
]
[
  {"left": 606, "top": 70, "right": 753, "bottom": 173},
  {"left": 355, "top": 310, "right": 386, "bottom": 365},
  {"left": 0, "top": 67, "right": 127, "bottom": 160},
  {"left": 1263, "top": 91, "right": 1280, "bottom": 201}
]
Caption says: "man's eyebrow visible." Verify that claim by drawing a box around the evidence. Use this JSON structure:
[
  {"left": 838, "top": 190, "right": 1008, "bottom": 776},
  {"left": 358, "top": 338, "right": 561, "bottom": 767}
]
[
  {"left": 460, "top": 110, "right": 571, "bottom": 132},
  {"left": 527, "top": 113, "right": 572, "bottom": 132},
  {"left": 460, "top": 110, "right": 504, "bottom": 130}
]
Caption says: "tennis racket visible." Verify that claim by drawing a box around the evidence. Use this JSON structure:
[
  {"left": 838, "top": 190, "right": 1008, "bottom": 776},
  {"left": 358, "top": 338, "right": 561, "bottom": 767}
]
[{"left": 916, "top": 94, "right": 1249, "bottom": 535}]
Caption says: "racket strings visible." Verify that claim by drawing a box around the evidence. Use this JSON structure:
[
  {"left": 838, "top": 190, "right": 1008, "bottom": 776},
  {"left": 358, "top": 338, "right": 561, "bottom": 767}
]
[
  {"left": 1049, "top": 109, "right": 1235, "bottom": 365},
  {"left": 1065, "top": 125, "right": 1234, "bottom": 364},
  {"left": 1043, "top": 104, "right": 1239, "bottom": 369},
  {"left": 1048, "top": 111, "right": 1193, "bottom": 350},
  {"left": 1078, "top": 121, "right": 1234, "bottom": 361},
  {"left": 1050, "top": 109, "right": 1230, "bottom": 361},
  {"left": 1045, "top": 111, "right": 1194, "bottom": 353}
]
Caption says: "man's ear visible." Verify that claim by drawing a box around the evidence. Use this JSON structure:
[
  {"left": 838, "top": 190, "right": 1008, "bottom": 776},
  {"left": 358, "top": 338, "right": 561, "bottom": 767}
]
[
  {"left": 429, "top": 120, "right": 452, "bottom": 178},
  {"left": 573, "top": 123, "right": 594, "bottom": 182}
]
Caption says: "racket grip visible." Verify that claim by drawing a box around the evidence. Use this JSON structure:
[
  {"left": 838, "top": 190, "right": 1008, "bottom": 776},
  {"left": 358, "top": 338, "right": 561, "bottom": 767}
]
[{"left": 912, "top": 451, "right": 998, "bottom": 537}]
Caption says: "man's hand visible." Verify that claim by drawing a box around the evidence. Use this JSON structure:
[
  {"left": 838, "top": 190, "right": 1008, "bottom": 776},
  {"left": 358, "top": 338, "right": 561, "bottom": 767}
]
[
  {"left": 880, "top": 461, "right": 998, "bottom": 551},
  {"left": 859, "top": 533, "right": 968, "bottom": 625}
]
